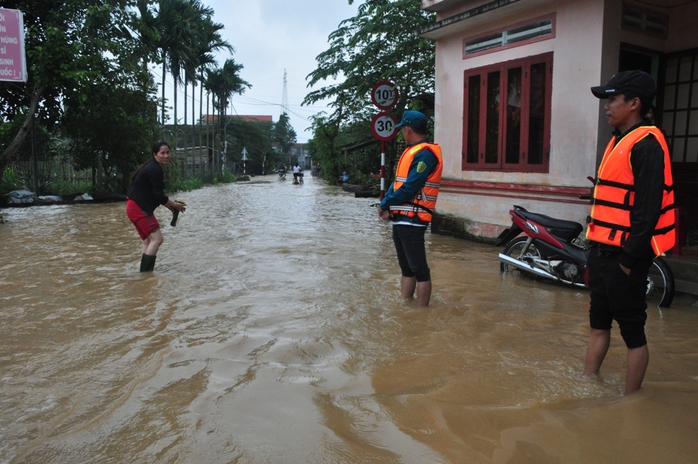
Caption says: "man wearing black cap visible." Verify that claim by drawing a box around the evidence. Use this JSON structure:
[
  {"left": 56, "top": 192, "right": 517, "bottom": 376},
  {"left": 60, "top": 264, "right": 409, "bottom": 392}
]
[
  {"left": 584, "top": 70, "right": 675, "bottom": 394},
  {"left": 378, "top": 110, "right": 443, "bottom": 307}
]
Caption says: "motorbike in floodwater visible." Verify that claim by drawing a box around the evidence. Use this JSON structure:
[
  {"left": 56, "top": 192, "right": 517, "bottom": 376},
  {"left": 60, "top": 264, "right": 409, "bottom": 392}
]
[
  {"left": 496, "top": 205, "right": 675, "bottom": 307},
  {"left": 278, "top": 168, "right": 287, "bottom": 180}
]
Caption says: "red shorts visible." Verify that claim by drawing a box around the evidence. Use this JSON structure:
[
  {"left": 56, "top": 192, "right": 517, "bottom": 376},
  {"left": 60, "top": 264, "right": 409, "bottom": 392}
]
[{"left": 126, "top": 199, "right": 160, "bottom": 240}]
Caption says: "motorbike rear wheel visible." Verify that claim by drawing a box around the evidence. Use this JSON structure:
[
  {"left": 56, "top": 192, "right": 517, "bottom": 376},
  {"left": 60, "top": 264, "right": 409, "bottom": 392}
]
[
  {"left": 500, "top": 237, "right": 542, "bottom": 275},
  {"left": 647, "top": 257, "right": 675, "bottom": 308}
]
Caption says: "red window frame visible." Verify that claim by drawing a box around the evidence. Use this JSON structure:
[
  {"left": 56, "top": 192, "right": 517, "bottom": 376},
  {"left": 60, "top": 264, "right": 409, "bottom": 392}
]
[{"left": 462, "top": 53, "right": 553, "bottom": 172}]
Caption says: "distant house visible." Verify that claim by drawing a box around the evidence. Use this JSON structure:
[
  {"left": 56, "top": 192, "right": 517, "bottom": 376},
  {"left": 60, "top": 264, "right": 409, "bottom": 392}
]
[
  {"left": 289, "top": 143, "right": 310, "bottom": 168},
  {"left": 419, "top": 0, "right": 698, "bottom": 254}
]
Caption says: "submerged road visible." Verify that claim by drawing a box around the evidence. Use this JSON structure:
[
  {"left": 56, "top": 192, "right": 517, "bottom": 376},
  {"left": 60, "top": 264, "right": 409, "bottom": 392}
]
[{"left": 1, "top": 176, "right": 698, "bottom": 463}]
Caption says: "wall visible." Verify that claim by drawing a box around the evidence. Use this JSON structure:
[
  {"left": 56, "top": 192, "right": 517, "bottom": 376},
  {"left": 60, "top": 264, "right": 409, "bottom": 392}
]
[{"left": 432, "top": 0, "right": 607, "bottom": 238}]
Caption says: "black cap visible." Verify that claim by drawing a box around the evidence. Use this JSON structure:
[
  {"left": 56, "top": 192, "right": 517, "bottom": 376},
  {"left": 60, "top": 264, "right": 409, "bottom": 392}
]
[{"left": 591, "top": 70, "right": 656, "bottom": 101}]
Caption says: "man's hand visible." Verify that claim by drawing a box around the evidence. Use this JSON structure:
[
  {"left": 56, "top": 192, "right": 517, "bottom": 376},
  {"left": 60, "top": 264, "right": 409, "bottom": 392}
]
[{"left": 377, "top": 207, "right": 390, "bottom": 220}]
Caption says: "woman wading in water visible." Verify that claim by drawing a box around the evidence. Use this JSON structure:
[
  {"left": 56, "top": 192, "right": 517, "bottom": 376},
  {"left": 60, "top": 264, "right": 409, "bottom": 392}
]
[{"left": 126, "top": 141, "right": 186, "bottom": 272}]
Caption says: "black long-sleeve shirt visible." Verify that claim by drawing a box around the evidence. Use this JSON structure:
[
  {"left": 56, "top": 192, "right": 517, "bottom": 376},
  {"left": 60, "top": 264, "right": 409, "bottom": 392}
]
[
  {"left": 127, "top": 158, "right": 169, "bottom": 215},
  {"left": 612, "top": 122, "right": 666, "bottom": 268}
]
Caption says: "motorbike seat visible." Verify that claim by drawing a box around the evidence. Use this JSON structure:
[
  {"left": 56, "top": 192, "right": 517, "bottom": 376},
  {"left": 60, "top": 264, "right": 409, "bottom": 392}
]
[{"left": 514, "top": 206, "right": 583, "bottom": 237}]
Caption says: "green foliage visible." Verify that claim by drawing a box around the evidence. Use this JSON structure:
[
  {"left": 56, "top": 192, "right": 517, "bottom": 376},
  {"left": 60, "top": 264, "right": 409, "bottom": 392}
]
[
  {"left": 167, "top": 177, "right": 204, "bottom": 193},
  {"left": 1, "top": 0, "right": 137, "bottom": 161},
  {"left": 61, "top": 69, "right": 160, "bottom": 193},
  {"left": 1, "top": 167, "right": 21, "bottom": 194},
  {"left": 219, "top": 171, "right": 237, "bottom": 183},
  {"left": 308, "top": 114, "right": 385, "bottom": 185},
  {"left": 271, "top": 113, "right": 297, "bottom": 155},
  {"left": 0, "top": 0, "right": 242, "bottom": 196},
  {"left": 304, "top": 0, "right": 436, "bottom": 123},
  {"left": 46, "top": 180, "right": 93, "bottom": 196},
  {"left": 221, "top": 118, "right": 275, "bottom": 175},
  {"left": 304, "top": 0, "right": 436, "bottom": 186}
]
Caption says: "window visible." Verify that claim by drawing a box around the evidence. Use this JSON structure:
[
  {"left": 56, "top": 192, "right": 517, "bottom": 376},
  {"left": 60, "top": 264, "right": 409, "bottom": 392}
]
[
  {"left": 463, "top": 15, "right": 555, "bottom": 59},
  {"left": 661, "top": 53, "right": 698, "bottom": 163},
  {"left": 621, "top": 3, "right": 668, "bottom": 39},
  {"left": 462, "top": 53, "right": 552, "bottom": 172}
]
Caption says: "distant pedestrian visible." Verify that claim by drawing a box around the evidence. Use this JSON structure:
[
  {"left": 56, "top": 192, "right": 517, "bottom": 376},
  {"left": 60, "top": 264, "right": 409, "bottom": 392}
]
[
  {"left": 126, "top": 141, "right": 186, "bottom": 272},
  {"left": 377, "top": 110, "right": 443, "bottom": 307}
]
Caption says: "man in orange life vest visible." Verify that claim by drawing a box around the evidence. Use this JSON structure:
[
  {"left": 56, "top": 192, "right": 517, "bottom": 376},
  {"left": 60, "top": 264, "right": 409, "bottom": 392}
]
[
  {"left": 378, "top": 110, "right": 443, "bottom": 307},
  {"left": 584, "top": 70, "right": 675, "bottom": 394}
]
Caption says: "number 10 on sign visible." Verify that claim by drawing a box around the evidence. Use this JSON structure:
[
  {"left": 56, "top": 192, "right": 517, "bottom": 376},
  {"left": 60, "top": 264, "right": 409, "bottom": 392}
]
[{"left": 371, "top": 81, "right": 398, "bottom": 110}]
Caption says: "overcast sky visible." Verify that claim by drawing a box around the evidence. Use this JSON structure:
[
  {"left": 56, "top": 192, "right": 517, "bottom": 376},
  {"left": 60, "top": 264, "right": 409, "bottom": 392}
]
[{"left": 157, "top": 0, "right": 359, "bottom": 143}]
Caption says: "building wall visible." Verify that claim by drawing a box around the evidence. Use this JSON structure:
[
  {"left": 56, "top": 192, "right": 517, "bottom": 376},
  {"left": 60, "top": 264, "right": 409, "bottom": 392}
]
[
  {"left": 433, "top": 0, "right": 606, "bottom": 239},
  {"left": 665, "top": 2, "right": 698, "bottom": 53}
]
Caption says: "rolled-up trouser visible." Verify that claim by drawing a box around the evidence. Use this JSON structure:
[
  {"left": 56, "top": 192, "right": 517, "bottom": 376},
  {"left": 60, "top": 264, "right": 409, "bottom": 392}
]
[
  {"left": 588, "top": 248, "right": 652, "bottom": 349},
  {"left": 392, "top": 224, "right": 430, "bottom": 282}
]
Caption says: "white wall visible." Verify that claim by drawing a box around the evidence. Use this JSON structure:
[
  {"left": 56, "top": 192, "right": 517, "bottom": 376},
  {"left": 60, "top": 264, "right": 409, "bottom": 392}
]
[
  {"left": 433, "top": 0, "right": 607, "bottom": 231},
  {"left": 431, "top": 0, "right": 698, "bottom": 237}
]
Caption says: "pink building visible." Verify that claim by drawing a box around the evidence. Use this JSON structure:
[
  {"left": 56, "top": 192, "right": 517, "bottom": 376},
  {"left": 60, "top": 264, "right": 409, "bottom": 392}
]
[{"left": 420, "top": 0, "right": 698, "bottom": 254}]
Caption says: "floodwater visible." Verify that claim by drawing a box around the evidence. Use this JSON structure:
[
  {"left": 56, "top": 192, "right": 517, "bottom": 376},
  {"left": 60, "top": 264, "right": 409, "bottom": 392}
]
[{"left": 1, "top": 176, "right": 698, "bottom": 464}]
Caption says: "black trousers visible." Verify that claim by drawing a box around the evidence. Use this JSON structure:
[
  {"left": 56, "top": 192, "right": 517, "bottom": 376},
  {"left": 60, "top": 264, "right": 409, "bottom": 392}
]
[
  {"left": 588, "top": 248, "right": 652, "bottom": 349},
  {"left": 392, "top": 225, "right": 430, "bottom": 282}
]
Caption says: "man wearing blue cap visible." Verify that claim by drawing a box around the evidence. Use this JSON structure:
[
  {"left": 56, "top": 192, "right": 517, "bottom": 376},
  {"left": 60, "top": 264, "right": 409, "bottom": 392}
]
[{"left": 378, "top": 110, "right": 443, "bottom": 307}]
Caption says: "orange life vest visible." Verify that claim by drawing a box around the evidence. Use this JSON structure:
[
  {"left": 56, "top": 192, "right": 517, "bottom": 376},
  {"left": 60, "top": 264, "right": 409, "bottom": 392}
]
[
  {"left": 389, "top": 142, "right": 443, "bottom": 223},
  {"left": 586, "top": 126, "right": 675, "bottom": 256}
]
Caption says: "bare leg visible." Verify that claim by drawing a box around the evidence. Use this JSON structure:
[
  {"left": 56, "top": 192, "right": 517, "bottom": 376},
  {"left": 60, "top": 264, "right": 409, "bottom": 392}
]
[
  {"left": 416, "top": 280, "right": 432, "bottom": 307},
  {"left": 141, "top": 237, "right": 150, "bottom": 255},
  {"left": 625, "top": 344, "right": 649, "bottom": 395},
  {"left": 400, "top": 276, "right": 416, "bottom": 301},
  {"left": 144, "top": 229, "right": 164, "bottom": 256},
  {"left": 583, "top": 328, "right": 611, "bottom": 376}
]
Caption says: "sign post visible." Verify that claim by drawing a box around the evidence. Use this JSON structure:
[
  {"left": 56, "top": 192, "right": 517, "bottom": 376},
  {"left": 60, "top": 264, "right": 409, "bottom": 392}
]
[
  {"left": 241, "top": 147, "right": 248, "bottom": 175},
  {"left": 0, "top": 8, "right": 28, "bottom": 83},
  {"left": 370, "top": 81, "right": 399, "bottom": 199}
]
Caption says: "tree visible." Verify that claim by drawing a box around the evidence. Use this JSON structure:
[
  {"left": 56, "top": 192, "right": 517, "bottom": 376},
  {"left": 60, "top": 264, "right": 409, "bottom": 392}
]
[
  {"left": 271, "top": 112, "right": 297, "bottom": 158},
  {"left": 60, "top": 69, "right": 160, "bottom": 193},
  {"left": 0, "top": 0, "right": 137, "bottom": 188},
  {"left": 205, "top": 59, "right": 251, "bottom": 167},
  {"left": 303, "top": 0, "right": 436, "bottom": 178},
  {"left": 304, "top": 0, "right": 435, "bottom": 122},
  {"left": 191, "top": 15, "right": 231, "bottom": 153},
  {"left": 223, "top": 118, "right": 275, "bottom": 175}
]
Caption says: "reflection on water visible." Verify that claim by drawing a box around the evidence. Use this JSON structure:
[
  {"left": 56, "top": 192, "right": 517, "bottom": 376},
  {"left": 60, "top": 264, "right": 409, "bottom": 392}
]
[{"left": 1, "top": 177, "right": 698, "bottom": 463}]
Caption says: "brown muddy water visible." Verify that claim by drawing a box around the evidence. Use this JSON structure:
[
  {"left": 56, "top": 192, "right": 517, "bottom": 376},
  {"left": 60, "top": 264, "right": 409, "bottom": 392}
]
[{"left": 1, "top": 176, "right": 698, "bottom": 464}]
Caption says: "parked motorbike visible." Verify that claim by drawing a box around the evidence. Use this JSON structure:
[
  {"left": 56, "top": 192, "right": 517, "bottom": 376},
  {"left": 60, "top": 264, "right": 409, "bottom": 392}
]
[{"left": 496, "top": 204, "right": 675, "bottom": 307}]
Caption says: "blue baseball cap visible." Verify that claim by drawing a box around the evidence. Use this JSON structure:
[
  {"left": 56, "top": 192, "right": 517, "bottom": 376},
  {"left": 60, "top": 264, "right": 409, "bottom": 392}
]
[{"left": 394, "top": 110, "right": 427, "bottom": 131}]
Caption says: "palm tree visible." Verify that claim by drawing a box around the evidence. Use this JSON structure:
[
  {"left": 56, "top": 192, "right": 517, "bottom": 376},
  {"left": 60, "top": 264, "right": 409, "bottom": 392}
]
[
  {"left": 135, "top": 0, "right": 196, "bottom": 129},
  {"left": 190, "top": 13, "right": 232, "bottom": 171},
  {"left": 204, "top": 59, "right": 251, "bottom": 175}
]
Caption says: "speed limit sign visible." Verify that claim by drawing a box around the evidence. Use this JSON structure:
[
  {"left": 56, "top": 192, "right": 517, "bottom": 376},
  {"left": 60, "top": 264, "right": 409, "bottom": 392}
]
[
  {"left": 371, "top": 112, "right": 397, "bottom": 141},
  {"left": 371, "top": 81, "right": 399, "bottom": 110}
]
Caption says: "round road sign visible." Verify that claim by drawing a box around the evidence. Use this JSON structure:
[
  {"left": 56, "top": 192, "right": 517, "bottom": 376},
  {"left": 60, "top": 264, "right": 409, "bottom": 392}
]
[
  {"left": 371, "top": 81, "right": 399, "bottom": 110},
  {"left": 371, "top": 112, "right": 397, "bottom": 141}
]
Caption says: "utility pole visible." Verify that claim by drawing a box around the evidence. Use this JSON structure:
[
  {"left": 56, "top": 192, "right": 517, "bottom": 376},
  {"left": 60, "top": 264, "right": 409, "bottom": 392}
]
[{"left": 281, "top": 69, "right": 289, "bottom": 116}]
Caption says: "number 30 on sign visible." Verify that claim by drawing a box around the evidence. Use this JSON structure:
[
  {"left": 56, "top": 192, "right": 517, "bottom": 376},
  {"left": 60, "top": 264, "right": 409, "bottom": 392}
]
[{"left": 371, "top": 112, "right": 397, "bottom": 141}]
